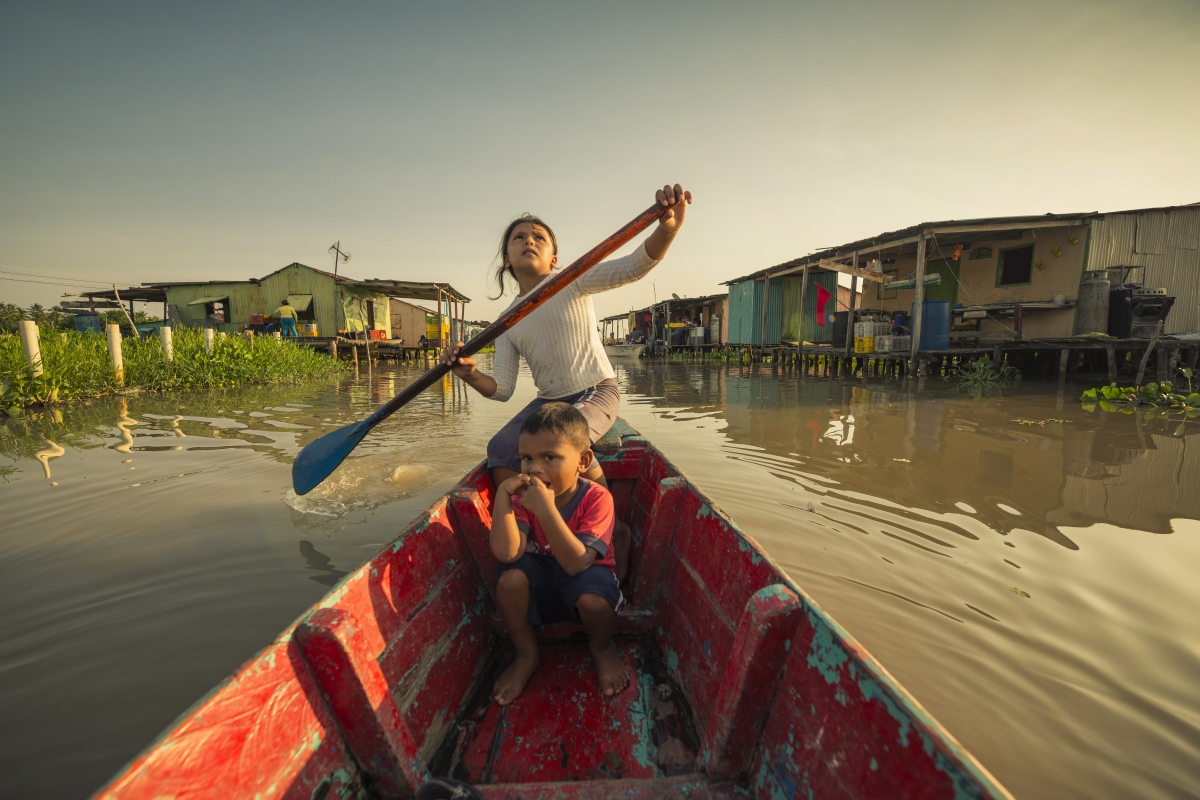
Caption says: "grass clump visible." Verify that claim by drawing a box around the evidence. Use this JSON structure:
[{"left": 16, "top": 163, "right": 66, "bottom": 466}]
[{"left": 1, "top": 326, "right": 347, "bottom": 414}]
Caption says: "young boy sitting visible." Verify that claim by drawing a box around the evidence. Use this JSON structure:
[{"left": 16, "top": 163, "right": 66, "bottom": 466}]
[{"left": 490, "top": 402, "right": 628, "bottom": 705}]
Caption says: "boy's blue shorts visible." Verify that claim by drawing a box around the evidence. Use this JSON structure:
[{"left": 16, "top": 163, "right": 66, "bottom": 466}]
[{"left": 494, "top": 552, "right": 625, "bottom": 628}]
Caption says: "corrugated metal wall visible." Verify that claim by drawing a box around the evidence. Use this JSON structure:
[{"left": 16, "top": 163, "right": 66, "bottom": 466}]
[
  {"left": 1086, "top": 207, "right": 1200, "bottom": 334},
  {"left": 162, "top": 264, "right": 391, "bottom": 336},
  {"left": 727, "top": 280, "right": 757, "bottom": 344},
  {"left": 780, "top": 272, "right": 838, "bottom": 343},
  {"left": 727, "top": 277, "right": 784, "bottom": 345}
]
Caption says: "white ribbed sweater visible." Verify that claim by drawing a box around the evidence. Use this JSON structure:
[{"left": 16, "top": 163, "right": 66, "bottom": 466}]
[{"left": 489, "top": 242, "right": 660, "bottom": 401}]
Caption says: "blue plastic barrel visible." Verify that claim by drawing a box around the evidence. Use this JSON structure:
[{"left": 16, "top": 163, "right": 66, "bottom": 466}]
[{"left": 911, "top": 301, "right": 951, "bottom": 350}]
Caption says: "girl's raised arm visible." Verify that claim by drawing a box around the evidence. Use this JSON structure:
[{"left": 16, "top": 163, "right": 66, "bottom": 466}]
[{"left": 576, "top": 184, "right": 692, "bottom": 295}]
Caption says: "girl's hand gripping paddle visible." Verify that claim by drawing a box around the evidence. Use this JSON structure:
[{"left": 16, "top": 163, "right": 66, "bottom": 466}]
[{"left": 292, "top": 202, "right": 665, "bottom": 495}]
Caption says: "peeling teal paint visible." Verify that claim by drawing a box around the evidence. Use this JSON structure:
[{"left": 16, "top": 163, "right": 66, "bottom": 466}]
[
  {"left": 627, "top": 656, "right": 658, "bottom": 773},
  {"left": 806, "top": 623, "right": 848, "bottom": 685},
  {"left": 666, "top": 649, "right": 680, "bottom": 673},
  {"left": 857, "top": 676, "right": 912, "bottom": 747},
  {"left": 834, "top": 686, "right": 848, "bottom": 706},
  {"left": 755, "top": 584, "right": 794, "bottom": 603},
  {"left": 869, "top": 757, "right": 878, "bottom": 771}
]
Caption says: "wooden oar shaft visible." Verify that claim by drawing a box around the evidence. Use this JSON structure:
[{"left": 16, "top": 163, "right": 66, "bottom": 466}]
[{"left": 368, "top": 202, "right": 664, "bottom": 425}]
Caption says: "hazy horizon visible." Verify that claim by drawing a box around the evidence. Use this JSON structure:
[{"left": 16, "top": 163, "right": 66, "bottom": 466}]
[{"left": 3, "top": 0, "right": 1198, "bottom": 320}]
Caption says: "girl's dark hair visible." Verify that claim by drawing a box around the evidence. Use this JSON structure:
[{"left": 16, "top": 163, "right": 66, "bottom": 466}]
[{"left": 490, "top": 213, "right": 557, "bottom": 299}]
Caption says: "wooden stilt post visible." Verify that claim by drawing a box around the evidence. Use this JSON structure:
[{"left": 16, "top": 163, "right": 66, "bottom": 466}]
[
  {"left": 844, "top": 255, "right": 858, "bottom": 361},
  {"left": 1106, "top": 345, "right": 1116, "bottom": 381},
  {"left": 1135, "top": 320, "right": 1163, "bottom": 386},
  {"left": 797, "top": 264, "right": 809, "bottom": 372},
  {"left": 1156, "top": 347, "right": 1168, "bottom": 384},
  {"left": 159, "top": 325, "right": 173, "bottom": 360},
  {"left": 909, "top": 233, "right": 927, "bottom": 366},
  {"left": 20, "top": 320, "right": 43, "bottom": 377},
  {"left": 106, "top": 323, "right": 124, "bottom": 385},
  {"left": 203, "top": 328, "right": 215, "bottom": 354}
]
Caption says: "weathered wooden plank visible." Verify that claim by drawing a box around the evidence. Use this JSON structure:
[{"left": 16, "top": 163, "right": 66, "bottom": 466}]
[
  {"left": 628, "top": 477, "right": 688, "bottom": 607},
  {"left": 658, "top": 552, "right": 737, "bottom": 723},
  {"left": 817, "top": 258, "right": 886, "bottom": 283},
  {"left": 95, "top": 639, "right": 366, "bottom": 800},
  {"left": 294, "top": 608, "right": 425, "bottom": 797},
  {"left": 379, "top": 564, "right": 493, "bottom": 758},
  {"left": 672, "top": 489, "right": 780, "bottom": 630},
  {"left": 751, "top": 605, "right": 1010, "bottom": 799},
  {"left": 701, "top": 585, "right": 803, "bottom": 780},
  {"left": 448, "top": 488, "right": 496, "bottom": 590}
]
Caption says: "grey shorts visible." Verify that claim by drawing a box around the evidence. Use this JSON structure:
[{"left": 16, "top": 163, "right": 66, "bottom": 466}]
[{"left": 486, "top": 379, "right": 620, "bottom": 473}]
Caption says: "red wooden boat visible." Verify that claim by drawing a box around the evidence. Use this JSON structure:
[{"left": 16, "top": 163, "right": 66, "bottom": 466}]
[{"left": 96, "top": 420, "right": 1012, "bottom": 799}]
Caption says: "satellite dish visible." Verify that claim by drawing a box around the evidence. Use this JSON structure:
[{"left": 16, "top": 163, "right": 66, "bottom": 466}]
[{"left": 671, "top": 293, "right": 681, "bottom": 300}]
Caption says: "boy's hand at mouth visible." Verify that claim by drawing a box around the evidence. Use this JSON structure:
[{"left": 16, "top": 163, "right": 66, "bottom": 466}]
[
  {"left": 519, "top": 475, "right": 557, "bottom": 517},
  {"left": 498, "top": 474, "right": 532, "bottom": 498}
]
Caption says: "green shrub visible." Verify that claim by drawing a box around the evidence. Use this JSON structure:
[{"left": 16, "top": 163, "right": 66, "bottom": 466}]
[{"left": 0, "top": 327, "right": 346, "bottom": 414}]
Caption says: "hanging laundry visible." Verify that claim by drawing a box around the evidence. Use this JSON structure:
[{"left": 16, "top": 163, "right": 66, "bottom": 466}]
[{"left": 815, "top": 284, "right": 832, "bottom": 326}]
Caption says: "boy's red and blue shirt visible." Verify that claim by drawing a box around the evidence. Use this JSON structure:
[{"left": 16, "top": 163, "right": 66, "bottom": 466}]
[{"left": 511, "top": 478, "right": 615, "bottom": 569}]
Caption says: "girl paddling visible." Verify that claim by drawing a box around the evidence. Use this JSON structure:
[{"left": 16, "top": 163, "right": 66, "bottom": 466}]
[{"left": 441, "top": 184, "right": 692, "bottom": 581}]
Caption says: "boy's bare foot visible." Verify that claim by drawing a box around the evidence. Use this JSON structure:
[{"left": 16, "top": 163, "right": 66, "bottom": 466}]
[
  {"left": 591, "top": 642, "right": 629, "bottom": 697},
  {"left": 493, "top": 650, "right": 539, "bottom": 706}
]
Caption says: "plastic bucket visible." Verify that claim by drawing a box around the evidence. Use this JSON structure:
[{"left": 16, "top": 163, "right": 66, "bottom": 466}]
[{"left": 911, "top": 301, "right": 950, "bottom": 350}]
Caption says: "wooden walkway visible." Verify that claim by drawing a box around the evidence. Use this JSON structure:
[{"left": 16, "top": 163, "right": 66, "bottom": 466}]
[{"left": 678, "top": 339, "right": 1200, "bottom": 384}]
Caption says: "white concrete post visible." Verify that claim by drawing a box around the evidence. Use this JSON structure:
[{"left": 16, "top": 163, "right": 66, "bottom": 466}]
[
  {"left": 20, "top": 321, "right": 43, "bottom": 376},
  {"left": 106, "top": 323, "right": 124, "bottom": 384},
  {"left": 203, "top": 328, "right": 215, "bottom": 353},
  {"left": 159, "top": 326, "right": 173, "bottom": 361},
  {"left": 273, "top": 330, "right": 282, "bottom": 340},
  {"left": 20, "top": 320, "right": 43, "bottom": 377}
]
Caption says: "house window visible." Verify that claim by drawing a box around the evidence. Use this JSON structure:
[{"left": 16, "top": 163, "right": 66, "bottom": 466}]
[
  {"left": 996, "top": 244, "right": 1034, "bottom": 286},
  {"left": 204, "top": 300, "right": 228, "bottom": 323}
]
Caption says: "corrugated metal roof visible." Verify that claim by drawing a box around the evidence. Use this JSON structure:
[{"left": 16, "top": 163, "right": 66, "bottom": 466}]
[{"left": 724, "top": 201, "right": 1199, "bottom": 287}]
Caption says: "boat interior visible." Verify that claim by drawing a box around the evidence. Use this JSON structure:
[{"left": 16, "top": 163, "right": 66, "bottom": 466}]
[{"left": 97, "top": 420, "right": 1006, "bottom": 800}]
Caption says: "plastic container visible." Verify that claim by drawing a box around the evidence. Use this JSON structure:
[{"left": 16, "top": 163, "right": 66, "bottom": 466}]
[
  {"left": 1076, "top": 271, "right": 1110, "bottom": 334},
  {"left": 911, "top": 301, "right": 951, "bottom": 350},
  {"left": 853, "top": 337, "right": 875, "bottom": 354},
  {"left": 875, "top": 335, "right": 911, "bottom": 353},
  {"left": 301, "top": 323, "right": 319, "bottom": 337}
]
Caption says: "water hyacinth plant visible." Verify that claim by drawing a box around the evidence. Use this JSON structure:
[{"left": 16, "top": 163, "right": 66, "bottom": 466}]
[
  {"left": 953, "top": 355, "right": 1021, "bottom": 397},
  {"left": 0, "top": 326, "right": 347, "bottom": 414},
  {"left": 1080, "top": 368, "right": 1200, "bottom": 416}
]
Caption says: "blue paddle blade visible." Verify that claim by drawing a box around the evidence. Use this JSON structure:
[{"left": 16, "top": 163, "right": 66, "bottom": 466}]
[{"left": 292, "top": 418, "right": 372, "bottom": 496}]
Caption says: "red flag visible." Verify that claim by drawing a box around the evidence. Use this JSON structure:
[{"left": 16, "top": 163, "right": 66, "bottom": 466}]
[{"left": 815, "top": 284, "right": 831, "bottom": 326}]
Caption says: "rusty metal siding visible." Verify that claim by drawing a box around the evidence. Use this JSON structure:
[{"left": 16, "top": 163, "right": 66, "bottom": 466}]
[{"left": 1085, "top": 208, "right": 1200, "bottom": 334}]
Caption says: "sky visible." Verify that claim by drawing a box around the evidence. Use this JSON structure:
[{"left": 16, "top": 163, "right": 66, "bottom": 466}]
[{"left": 2, "top": 0, "right": 1198, "bottom": 320}]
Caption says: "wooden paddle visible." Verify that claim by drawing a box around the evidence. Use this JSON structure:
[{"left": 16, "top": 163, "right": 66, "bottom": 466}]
[{"left": 292, "top": 202, "right": 666, "bottom": 495}]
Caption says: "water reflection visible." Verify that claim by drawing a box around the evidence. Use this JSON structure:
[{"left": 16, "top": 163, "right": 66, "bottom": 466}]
[
  {"left": 619, "top": 363, "right": 1199, "bottom": 547},
  {"left": 298, "top": 539, "right": 348, "bottom": 587}
]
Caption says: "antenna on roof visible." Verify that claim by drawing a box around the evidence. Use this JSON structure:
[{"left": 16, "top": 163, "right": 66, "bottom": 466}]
[{"left": 329, "top": 241, "right": 350, "bottom": 334}]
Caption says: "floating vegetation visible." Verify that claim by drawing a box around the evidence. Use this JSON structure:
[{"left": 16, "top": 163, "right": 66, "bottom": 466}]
[
  {"left": 1012, "top": 418, "right": 1071, "bottom": 426},
  {"left": 1011, "top": 588, "right": 1031, "bottom": 598},
  {"left": 1080, "top": 370, "right": 1200, "bottom": 416},
  {"left": 953, "top": 355, "right": 1021, "bottom": 397},
  {"left": 1, "top": 326, "right": 347, "bottom": 414}
]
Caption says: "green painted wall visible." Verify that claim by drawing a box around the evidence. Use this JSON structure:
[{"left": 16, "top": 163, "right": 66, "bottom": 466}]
[{"left": 164, "top": 263, "right": 390, "bottom": 336}]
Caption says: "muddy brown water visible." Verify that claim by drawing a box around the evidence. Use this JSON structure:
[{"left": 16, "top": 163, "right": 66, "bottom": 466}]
[{"left": 1, "top": 357, "right": 1198, "bottom": 799}]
